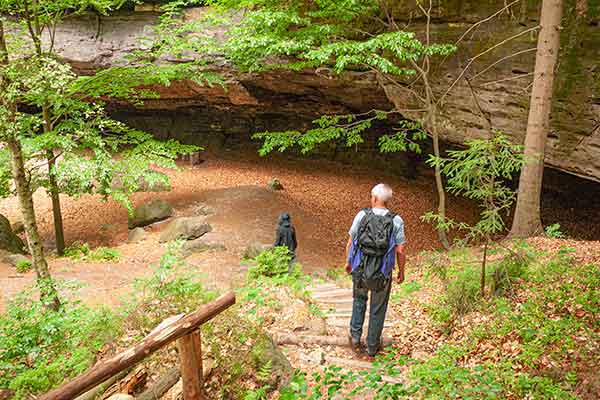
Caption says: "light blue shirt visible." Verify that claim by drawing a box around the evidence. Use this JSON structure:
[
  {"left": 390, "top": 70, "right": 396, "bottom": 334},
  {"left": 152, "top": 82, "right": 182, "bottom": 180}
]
[{"left": 348, "top": 208, "right": 405, "bottom": 245}]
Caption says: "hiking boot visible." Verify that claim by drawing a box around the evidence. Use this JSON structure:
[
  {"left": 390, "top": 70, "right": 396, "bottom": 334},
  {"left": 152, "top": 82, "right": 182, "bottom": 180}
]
[
  {"left": 367, "top": 344, "right": 380, "bottom": 357},
  {"left": 348, "top": 335, "right": 362, "bottom": 353}
]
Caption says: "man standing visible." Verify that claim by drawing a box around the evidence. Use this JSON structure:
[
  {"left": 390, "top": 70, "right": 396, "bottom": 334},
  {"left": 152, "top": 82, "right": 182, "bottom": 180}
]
[{"left": 344, "top": 183, "right": 406, "bottom": 357}]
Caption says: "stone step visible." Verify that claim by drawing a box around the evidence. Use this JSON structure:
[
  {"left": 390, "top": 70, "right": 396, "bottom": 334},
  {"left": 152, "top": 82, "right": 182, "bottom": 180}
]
[
  {"left": 309, "top": 283, "right": 339, "bottom": 292},
  {"left": 326, "top": 318, "right": 395, "bottom": 329},
  {"left": 311, "top": 289, "right": 353, "bottom": 299},
  {"left": 316, "top": 297, "right": 355, "bottom": 305}
]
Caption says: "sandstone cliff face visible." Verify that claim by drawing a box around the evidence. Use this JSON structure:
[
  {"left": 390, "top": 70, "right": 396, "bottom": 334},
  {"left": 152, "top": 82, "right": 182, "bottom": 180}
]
[{"left": 46, "top": 5, "right": 600, "bottom": 181}]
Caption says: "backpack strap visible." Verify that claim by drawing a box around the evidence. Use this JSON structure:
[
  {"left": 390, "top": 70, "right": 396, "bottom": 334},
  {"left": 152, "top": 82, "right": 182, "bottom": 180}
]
[{"left": 356, "top": 208, "right": 373, "bottom": 238}]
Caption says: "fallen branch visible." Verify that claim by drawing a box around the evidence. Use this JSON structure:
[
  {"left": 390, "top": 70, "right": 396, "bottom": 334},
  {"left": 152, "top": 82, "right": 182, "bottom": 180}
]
[
  {"left": 74, "top": 369, "right": 130, "bottom": 400},
  {"left": 136, "top": 367, "right": 180, "bottom": 400}
]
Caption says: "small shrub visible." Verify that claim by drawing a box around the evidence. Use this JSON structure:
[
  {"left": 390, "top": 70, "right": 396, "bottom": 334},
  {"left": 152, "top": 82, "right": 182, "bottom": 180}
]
[
  {"left": 544, "top": 223, "right": 565, "bottom": 239},
  {"left": 64, "top": 242, "right": 120, "bottom": 262},
  {"left": 444, "top": 265, "right": 481, "bottom": 316},
  {"left": 15, "top": 259, "right": 32, "bottom": 273},
  {"left": 325, "top": 266, "right": 346, "bottom": 281},
  {"left": 64, "top": 241, "right": 90, "bottom": 259},
  {"left": 129, "top": 242, "right": 217, "bottom": 329},
  {"left": 87, "top": 247, "right": 120, "bottom": 262},
  {"left": 489, "top": 254, "right": 529, "bottom": 296},
  {"left": 248, "top": 246, "right": 293, "bottom": 279}
]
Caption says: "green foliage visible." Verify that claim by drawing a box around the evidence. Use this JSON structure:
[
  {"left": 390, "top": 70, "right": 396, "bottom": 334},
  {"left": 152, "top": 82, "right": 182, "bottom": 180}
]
[
  {"left": 243, "top": 385, "right": 268, "bottom": 400},
  {"left": 428, "top": 247, "right": 532, "bottom": 326},
  {"left": 74, "top": 64, "right": 222, "bottom": 103},
  {"left": 280, "top": 352, "right": 409, "bottom": 399},
  {"left": 175, "top": 0, "right": 455, "bottom": 161},
  {"left": 64, "top": 242, "right": 120, "bottom": 262},
  {"left": 0, "top": 290, "right": 120, "bottom": 398},
  {"left": 248, "top": 246, "right": 294, "bottom": 279},
  {"left": 544, "top": 223, "right": 565, "bottom": 239},
  {"left": 256, "top": 359, "right": 273, "bottom": 384},
  {"left": 87, "top": 247, "right": 121, "bottom": 262},
  {"left": 64, "top": 241, "right": 90, "bottom": 259},
  {"left": 128, "top": 241, "right": 218, "bottom": 330},
  {"left": 423, "top": 132, "right": 524, "bottom": 241},
  {"left": 15, "top": 259, "right": 32, "bottom": 273},
  {"left": 391, "top": 280, "right": 421, "bottom": 302},
  {"left": 490, "top": 254, "right": 528, "bottom": 296}
]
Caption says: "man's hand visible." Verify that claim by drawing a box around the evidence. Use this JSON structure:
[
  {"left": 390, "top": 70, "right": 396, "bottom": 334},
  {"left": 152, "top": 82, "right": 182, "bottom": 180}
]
[{"left": 345, "top": 262, "right": 352, "bottom": 274}]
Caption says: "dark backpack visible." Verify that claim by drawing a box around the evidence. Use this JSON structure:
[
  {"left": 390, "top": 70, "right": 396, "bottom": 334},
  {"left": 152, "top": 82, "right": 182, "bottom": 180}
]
[{"left": 354, "top": 209, "right": 395, "bottom": 291}]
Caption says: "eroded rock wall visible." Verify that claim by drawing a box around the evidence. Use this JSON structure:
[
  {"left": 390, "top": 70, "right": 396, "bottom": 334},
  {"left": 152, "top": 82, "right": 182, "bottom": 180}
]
[{"left": 42, "top": 3, "right": 600, "bottom": 181}]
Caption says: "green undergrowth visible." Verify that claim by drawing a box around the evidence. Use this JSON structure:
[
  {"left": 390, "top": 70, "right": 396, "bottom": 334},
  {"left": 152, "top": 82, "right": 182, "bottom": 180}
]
[
  {"left": 405, "top": 245, "right": 598, "bottom": 399},
  {"left": 273, "top": 241, "right": 598, "bottom": 399},
  {"left": 0, "top": 289, "right": 120, "bottom": 398},
  {"left": 0, "top": 242, "right": 218, "bottom": 398},
  {"left": 63, "top": 242, "right": 121, "bottom": 262},
  {"left": 239, "top": 247, "right": 312, "bottom": 307}
]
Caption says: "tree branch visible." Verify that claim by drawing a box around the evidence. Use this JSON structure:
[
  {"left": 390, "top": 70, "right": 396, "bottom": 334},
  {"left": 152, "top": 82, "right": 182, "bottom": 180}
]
[
  {"left": 471, "top": 47, "right": 536, "bottom": 80},
  {"left": 438, "top": 25, "right": 539, "bottom": 105}
]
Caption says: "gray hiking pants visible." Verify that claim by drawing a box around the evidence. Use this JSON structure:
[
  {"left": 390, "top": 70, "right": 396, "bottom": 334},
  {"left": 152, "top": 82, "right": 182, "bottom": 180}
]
[{"left": 349, "top": 278, "right": 392, "bottom": 355}]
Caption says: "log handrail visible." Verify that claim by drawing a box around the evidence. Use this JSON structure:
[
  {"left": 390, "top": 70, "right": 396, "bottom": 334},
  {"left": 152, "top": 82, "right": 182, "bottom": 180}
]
[{"left": 39, "top": 292, "right": 236, "bottom": 400}]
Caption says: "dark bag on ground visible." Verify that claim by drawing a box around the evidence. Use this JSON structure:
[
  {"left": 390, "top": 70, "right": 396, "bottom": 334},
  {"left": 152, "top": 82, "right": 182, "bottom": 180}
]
[{"left": 353, "top": 209, "right": 395, "bottom": 291}]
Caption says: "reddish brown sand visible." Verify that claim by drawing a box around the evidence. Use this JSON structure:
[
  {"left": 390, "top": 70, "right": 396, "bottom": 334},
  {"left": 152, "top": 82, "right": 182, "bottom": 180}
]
[{"left": 0, "top": 156, "right": 476, "bottom": 309}]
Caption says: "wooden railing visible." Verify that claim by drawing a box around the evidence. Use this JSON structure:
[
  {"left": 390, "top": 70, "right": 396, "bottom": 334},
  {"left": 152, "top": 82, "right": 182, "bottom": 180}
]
[{"left": 39, "top": 292, "right": 236, "bottom": 400}]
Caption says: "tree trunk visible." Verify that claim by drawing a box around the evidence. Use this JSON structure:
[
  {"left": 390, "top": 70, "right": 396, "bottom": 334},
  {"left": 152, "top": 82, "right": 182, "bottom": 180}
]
[
  {"left": 509, "top": 0, "right": 564, "bottom": 238},
  {"left": 430, "top": 108, "right": 451, "bottom": 249},
  {"left": 480, "top": 240, "right": 488, "bottom": 297},
  {"left": 6, "top": 139, "right": 60, "bottom": 310},
  {"left": 46, "top": 148, "right": 65, "bottom": 255},
  {"left": 43, "top": 100, "right": 65, "bottom": 256}
]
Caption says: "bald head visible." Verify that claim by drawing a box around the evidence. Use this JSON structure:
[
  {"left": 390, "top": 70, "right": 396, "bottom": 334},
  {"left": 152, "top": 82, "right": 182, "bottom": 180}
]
[{"left": 371, "top": 183, "right": 393, "bottom": 207}]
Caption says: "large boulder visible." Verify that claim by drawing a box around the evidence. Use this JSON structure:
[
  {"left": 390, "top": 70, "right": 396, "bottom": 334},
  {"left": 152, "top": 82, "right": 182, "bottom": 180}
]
[
  {"left": 128, "top": 199, "right": 173, "bottom": 228},
  {"left": 0, "top": 215, "right": 26, "bottom": 254},
  {"left": 159, "top": 217, "right": 212, "bottom": 243}
]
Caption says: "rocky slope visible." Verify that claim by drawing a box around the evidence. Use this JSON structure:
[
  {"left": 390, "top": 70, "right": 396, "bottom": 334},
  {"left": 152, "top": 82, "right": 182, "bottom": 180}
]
[{"left": 42, "top": 4, "right": 600, "bottom": 181}]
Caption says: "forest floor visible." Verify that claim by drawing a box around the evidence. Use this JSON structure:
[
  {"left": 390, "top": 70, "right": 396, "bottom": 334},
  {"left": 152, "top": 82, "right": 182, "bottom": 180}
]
[
  {"left": 1, "top": 154, "right": 599, "bottom": 309},
  {"left": 0, "top": 154, "right": 478, "bottom": 309}
]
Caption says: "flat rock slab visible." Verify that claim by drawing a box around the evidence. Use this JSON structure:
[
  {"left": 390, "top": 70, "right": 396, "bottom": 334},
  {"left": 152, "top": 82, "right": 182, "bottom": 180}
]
[{"left": 159, "top": 217, "right": 212, "bottom": 243}]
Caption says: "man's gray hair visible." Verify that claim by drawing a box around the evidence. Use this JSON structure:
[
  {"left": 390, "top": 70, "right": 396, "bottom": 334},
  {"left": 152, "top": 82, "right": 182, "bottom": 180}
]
[{"left": 371, "top": 183, "right": 393, "bottom": 202}]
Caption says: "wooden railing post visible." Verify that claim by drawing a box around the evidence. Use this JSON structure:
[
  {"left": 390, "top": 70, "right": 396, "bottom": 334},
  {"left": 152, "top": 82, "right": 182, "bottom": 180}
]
[
  {"left": 178, "top": 330, "right": 205, "bottom": 400},
  {"left": 38, "top": 292, "right": 235, "bottom": 400}
]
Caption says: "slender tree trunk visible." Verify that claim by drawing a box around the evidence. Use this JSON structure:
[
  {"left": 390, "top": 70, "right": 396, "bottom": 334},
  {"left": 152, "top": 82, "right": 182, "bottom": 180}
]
[
  {"left": 43, "top": 105, "right": 66, "bottom": 255},
  {"left": 509, "top": 0, "right": 564, "bottom": 237},
  {"left": 481, "top": 240, "right": 488, "bottom": 297},
  {"left": 7, "top": 139, "right": 60, "bottom": 310},
  {"left": 430, "top": 109, "right": 451, "bottom": 249},
  {"left": 46, "top": 150, "right": 65, "bottom": 255}
]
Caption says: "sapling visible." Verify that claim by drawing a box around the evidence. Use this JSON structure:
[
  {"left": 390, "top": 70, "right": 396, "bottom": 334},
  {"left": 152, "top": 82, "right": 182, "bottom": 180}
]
[{"left": 423, "top": 132, "right": 524, "bottom": 296}]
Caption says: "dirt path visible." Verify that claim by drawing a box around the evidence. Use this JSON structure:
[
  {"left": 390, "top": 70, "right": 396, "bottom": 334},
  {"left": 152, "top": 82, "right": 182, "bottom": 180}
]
[{"left": 0, "top": 156, "right": 477, "bottom": 309}]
